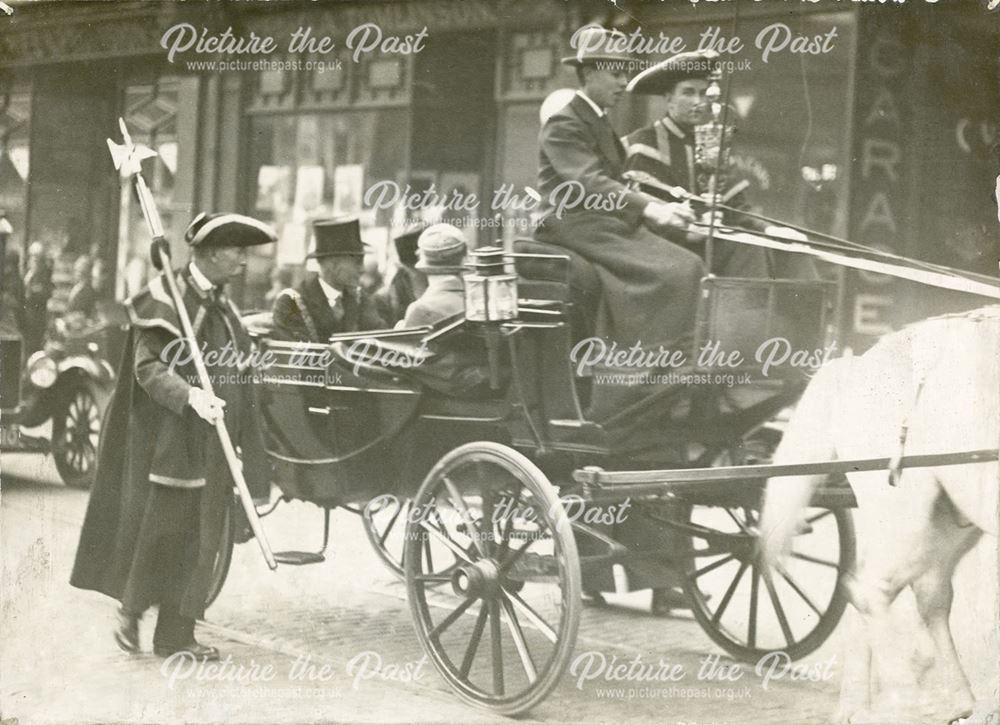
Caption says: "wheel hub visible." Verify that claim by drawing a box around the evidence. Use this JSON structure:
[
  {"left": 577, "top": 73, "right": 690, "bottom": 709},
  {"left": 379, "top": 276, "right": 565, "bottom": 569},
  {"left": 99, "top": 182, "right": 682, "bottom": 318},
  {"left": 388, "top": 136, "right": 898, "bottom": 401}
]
[{"left": 451, "top": 558, "right": 501, "bottom": 599}]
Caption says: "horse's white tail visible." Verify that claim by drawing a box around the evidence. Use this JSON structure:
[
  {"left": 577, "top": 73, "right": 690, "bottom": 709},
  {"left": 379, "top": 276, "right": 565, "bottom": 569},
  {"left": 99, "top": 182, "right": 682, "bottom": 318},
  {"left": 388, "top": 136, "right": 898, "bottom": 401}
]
[{"left": 759, "top": 359, "right": 846, "bottom": 565}]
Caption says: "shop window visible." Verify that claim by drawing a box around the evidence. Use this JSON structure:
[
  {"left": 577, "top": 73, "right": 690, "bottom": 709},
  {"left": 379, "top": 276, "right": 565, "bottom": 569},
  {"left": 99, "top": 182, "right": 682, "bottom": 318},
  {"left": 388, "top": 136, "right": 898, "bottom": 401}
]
[
  {"left": 116, "top": 77, "right": 181, "bottom": 300},
  {"left": 246, "top": 109, "right": 407, "bottom": 309},
  {"left": 0, "top": 83, "right": 31, "bottom": 255}
]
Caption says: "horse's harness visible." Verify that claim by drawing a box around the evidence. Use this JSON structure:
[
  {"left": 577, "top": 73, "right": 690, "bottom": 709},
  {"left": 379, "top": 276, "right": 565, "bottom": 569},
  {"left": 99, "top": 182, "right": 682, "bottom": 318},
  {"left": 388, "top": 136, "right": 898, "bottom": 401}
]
[{"left": 887, "top": 306, "right": 1000, "bottom": 486}]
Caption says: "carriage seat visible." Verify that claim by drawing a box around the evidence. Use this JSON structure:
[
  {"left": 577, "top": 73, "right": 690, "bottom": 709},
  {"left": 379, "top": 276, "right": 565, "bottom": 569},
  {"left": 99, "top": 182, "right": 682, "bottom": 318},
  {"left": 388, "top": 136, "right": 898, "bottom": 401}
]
[{"left": 512, "top": 238, "right": 599, "bottom": 341}]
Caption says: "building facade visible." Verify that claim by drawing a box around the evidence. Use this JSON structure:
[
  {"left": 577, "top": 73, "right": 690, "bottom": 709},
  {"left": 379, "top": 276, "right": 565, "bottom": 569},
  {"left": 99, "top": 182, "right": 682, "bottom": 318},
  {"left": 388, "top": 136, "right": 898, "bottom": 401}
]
[{"left": 1, "top": 0, "right": 996, "bottom": 345}]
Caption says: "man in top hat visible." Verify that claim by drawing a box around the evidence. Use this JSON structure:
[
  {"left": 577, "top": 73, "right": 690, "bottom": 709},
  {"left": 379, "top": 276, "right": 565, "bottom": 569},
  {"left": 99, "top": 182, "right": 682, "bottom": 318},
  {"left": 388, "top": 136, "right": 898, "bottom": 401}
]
[
  {"left": 384, "top": 225, "right": 428, "bottom": 324},
  {"left": 272, "top": 217, "right": 387, "bottom": 342},
  {"left": 624, "top": 51, "right": 809, "bottom": 278},
  {"left": 536, "top": 26, "right": 704, "bottom": 418},
  {"left": 71, "top": 212, "right": 276, "bottom": 662},
  {"left": 398, "top": 223, "right": 467, "bottom": 328}
]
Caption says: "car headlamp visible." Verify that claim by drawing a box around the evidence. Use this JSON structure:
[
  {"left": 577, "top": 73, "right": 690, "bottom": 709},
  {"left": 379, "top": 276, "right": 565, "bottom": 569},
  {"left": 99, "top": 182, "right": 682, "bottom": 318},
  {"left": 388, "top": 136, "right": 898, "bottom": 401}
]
[{"left": 26, "top": 352, "right": 58, "bottom": 389}]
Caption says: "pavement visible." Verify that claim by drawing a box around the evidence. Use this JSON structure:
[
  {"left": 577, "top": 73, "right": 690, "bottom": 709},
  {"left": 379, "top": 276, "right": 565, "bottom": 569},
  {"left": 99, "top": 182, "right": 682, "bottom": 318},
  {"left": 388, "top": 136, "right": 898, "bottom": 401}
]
[{"left": 2, "top": 448, "right": 998, "bottom": 725}]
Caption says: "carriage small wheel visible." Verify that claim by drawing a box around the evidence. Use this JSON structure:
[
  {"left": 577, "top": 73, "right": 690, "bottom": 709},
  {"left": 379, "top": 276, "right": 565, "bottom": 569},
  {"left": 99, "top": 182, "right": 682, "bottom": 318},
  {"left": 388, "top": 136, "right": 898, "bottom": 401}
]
[{"left": 404, "top": 442, "right": 581, "bottom": 716}]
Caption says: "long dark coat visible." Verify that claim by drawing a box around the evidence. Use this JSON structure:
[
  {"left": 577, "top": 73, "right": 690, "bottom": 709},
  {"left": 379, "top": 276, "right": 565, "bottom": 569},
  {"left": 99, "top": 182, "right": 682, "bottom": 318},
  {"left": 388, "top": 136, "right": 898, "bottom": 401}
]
[
  {"left": 70, "top": 268, "right": 269, "bottom": 619},
  {"left": 535, "top": 94, "right": 704, "bottom": 354}
]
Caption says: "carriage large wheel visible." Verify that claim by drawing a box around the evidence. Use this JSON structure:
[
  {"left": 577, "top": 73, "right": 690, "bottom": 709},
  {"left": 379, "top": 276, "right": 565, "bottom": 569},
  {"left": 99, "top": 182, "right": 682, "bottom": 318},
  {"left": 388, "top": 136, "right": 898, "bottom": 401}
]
[
  {"left": 405, "top": 442, "right": 581, "bottom": 715},
  {"left": 681, "top": 499, "right": 855, "bottom": 662}
]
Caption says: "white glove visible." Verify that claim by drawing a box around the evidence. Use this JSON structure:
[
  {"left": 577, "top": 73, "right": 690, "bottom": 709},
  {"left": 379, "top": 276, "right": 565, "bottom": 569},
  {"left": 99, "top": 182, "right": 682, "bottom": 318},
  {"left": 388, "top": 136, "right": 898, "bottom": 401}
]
[
  {"left": 643, "top": 201, "right": 694, "bottom": 228},
  {"left": 187, "top": 387, "right": 226, "bottom": 424},
  {"left": 764, "top": 225, "right": 808, "bottom": 242}
]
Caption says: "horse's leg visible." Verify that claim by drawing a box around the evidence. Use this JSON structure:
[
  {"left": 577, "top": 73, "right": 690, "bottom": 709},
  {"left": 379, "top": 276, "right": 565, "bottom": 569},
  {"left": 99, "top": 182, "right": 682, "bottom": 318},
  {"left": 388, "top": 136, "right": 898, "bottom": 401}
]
[
  {"left": 846, "top": 471, "right": 946, "bottom": 724},
  {"left": 831, "top": 604, "right": 871, "bottom": 725},
  {"left": 910, "top": 499, "right": 981, "bottom": 724}
]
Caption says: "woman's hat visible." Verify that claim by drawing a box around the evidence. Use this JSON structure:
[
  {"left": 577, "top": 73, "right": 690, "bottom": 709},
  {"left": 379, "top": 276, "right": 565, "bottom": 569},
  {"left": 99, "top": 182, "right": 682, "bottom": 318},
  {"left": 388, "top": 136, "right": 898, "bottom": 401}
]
[
  {"left": 561, "top": 26, "right": 636, "bottom": 68},
  {"left": 626, "top": 50, "right": 720, "bottom": 95},
  {"left": 185, "top": 212, "right": 277, "bottom": 248},
  {"left": 307, "top": 217, "right": 366, "bottom": 258},
  {"left": 415, "top": 223, "right": 467, "bottom": 273}
]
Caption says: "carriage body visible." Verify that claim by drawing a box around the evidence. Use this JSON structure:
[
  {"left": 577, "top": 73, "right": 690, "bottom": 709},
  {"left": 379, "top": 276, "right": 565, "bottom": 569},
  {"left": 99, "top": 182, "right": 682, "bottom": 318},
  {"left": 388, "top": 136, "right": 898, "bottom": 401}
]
[{"left": 241, "top": 252, "right": 857, "bottom": 715}]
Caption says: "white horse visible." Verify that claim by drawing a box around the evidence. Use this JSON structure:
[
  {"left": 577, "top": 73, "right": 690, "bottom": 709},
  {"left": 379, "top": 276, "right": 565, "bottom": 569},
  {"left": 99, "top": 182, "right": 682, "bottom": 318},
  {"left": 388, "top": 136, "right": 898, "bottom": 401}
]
[{"left": 759, "top": 306, "right": 999, "bottom": 724}]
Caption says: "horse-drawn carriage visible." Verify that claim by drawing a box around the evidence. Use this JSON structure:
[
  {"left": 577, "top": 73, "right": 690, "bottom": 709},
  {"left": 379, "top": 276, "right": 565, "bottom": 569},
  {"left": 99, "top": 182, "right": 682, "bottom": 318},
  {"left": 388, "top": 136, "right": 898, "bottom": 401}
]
[{"left": 208, "top": 239, "right": 861, "bottom": 715}]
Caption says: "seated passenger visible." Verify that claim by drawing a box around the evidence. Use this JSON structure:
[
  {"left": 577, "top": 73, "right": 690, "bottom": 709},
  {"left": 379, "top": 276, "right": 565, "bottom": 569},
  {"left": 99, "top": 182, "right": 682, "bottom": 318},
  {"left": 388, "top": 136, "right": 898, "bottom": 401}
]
[
  {"left": 272, "top": 217, "right": 387, "bottom": 342},
  {"left": 398, "top": 223, "right": 467, "bottom": 329},
  {"left": 384, "top": 225, "right": 428, "bottom": 323}
]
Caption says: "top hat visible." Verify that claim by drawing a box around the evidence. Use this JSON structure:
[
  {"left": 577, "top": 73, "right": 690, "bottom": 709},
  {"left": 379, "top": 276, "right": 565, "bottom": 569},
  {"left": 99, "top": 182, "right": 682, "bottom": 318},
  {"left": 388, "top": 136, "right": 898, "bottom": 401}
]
[
  {"left": 308, "top": 217, "right": 366, "bottom": 258},
  {"left": 561, "top": 26, "right": 636, "bottom": 68},
  {"left": 415, "top": 223, "right": 467, "bottom": 274},
  {"left": 184, "top": 212, "right": 277, "bottom": 248},
  {"left": 626, "top": 50, "right": 720, "bottom": 95},
  {"left": 393, "top": 225, "right": 426, "bottom": 268}
]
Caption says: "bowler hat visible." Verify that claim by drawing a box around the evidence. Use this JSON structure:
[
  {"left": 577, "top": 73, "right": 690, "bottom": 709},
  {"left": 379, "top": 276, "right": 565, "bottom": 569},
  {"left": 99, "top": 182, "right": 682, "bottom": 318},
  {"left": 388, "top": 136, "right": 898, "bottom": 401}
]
[
  {"left": 308, "top": 217, "right": 366, "bottom": 258},
  {"left": 185, "top": 212, "right": 277, "bottom": 248},
  {"left": 561, "top": 26, "right": 636, "bottom": 68},
  {"left": 626, "top": 50, "right": 720, "bottom": 95},
  {"left": 415, "top": 223, "right": 467, "bottom": 274},
  {"left": 393, "top": 225, "right": 426, "bottom": 268}
]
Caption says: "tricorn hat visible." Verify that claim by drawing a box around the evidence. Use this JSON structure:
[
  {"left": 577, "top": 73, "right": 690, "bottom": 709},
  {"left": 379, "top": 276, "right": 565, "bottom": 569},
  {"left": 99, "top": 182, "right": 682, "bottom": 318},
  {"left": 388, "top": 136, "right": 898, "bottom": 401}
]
[
  {"left": 415, "top": 223, "right": 467, "bottom": 274},
  {"left": 308, "top": 217, "right": 366, "bottom": 258},
  {"left": 185, "top": 212, "right": 277, "bottom": 248},
  {"left": 562, "top": 26, "right": 636, "bottom": 68},
  {"left": 393, "top": 225, "right": 426, "bottom": 268},
  {"left": 626, "top": 50, "right": 720, "bottom": 95}
]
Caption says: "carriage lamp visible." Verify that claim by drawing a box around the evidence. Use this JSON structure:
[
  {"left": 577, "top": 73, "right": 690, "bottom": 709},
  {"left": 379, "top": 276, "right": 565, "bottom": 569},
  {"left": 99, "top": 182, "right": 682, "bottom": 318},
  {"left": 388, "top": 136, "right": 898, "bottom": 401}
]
[
  {"left": 693, "top": 67, "right": 733, "bottom": 199},
  {"left": 463, "top": 246, "right": 518, "bottom": 323}
]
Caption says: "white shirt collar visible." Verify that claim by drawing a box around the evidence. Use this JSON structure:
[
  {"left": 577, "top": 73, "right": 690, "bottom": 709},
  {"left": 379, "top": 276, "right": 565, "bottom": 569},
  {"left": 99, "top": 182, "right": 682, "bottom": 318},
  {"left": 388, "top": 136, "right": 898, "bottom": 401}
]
[
  {"left": 188, "top": 261, "right": 214, "bottom": 293},
  {"left": 317, "top": 276, "right": 343, "bottom": 306},
  {"left": 575, "top": 90, "right": 605, "bottom": 118}
]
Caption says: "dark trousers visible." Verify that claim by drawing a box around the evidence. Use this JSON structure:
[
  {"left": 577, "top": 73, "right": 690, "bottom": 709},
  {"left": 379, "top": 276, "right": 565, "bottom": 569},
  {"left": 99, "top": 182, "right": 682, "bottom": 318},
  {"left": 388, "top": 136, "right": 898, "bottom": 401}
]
[{"left": 121, "top": 484, "right": 202, "bottom": 646}]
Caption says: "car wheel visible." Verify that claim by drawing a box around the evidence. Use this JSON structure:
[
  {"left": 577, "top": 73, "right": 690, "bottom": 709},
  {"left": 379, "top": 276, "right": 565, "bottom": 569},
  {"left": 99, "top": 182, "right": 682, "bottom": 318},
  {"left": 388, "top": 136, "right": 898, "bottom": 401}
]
[{"left": 52, "top": 377, "right": 109, "bottom": 489}]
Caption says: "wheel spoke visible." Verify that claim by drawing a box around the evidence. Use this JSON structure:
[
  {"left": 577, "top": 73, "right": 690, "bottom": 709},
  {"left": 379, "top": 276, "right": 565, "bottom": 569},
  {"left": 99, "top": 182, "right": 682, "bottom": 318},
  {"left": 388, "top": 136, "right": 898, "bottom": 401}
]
[
  {"left": 748, "top": 564, "right": 760, "bottom": 650},
  {"left": 442, "top": 476, "right": 488, "bottom": 559},
  {"left": 420, "top": 521, "right": 475, "bottom": 564},
  {"left": 761, "top": 566, "right": 794, "bottom": 648},
  {"left": 791, "top": 551, "right": 839, "bottom": 569},
  {"left": 497, "top": 537, "right": 537, "bottom": 575},
  {"left": 424, "top": 533, "right": 434, "bottom": 572},
  {"left": 377, "top": 503, "right": 404, "bottom": 547},
  {"left": 503, "top": 589, "right": 557, "bottom": 644},
  {"left": 493, "top": 491, "right": 522, "bottom": 563},
  {"left": 428, "top": 594, "right": 477, "bottom": 640},
  {"left": 459, "top": 604, "right": 489, "bottom": 679},
  {"left": 489, "top": 598, "right": 504, "bottom": 696},
  {"left": 724, "top": 508, "right": 753, "bottom": 534},
  {"left": 776, "top": 564, "right": 824, "bottom": 617},
  {"left": 711, "top": 559, "right": 749, "bottom": 626},
  {"left": 805, "top": 509, "right": 834, "bottom": 526},
  {"left": 688, "top": 553, "right": 736, "bottom": 579},
  {"left": 499, "top": 595, "right": 537, "bottom": 683}
]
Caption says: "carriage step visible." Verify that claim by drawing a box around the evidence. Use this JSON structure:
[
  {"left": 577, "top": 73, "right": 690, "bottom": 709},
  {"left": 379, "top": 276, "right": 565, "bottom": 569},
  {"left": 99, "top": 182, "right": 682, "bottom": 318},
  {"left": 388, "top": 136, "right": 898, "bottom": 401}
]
[{"left": 273, "top": 550, "right": 326, "bottom": 566}]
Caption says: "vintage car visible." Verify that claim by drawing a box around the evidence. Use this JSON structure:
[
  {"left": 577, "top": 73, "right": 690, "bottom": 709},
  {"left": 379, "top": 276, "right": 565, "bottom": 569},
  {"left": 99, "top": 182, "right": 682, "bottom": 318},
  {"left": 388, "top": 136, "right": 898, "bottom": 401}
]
[{"left": 0, "top": 247, "right": 125, "bottom": 489}]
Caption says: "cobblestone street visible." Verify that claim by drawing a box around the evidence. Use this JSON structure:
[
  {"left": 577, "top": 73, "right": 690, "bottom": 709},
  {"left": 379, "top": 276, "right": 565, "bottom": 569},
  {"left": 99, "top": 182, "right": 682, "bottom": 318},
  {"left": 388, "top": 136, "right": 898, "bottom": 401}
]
[{"left": 2, "top": 450, "right": 997, "bottom": 724}]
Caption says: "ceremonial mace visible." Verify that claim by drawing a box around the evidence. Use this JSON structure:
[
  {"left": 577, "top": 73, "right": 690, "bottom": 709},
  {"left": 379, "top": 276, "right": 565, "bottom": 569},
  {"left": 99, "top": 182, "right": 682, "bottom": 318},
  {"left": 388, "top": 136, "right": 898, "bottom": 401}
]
[{"left": 107, "top": 118, "right": 278, "bottom": 571}]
